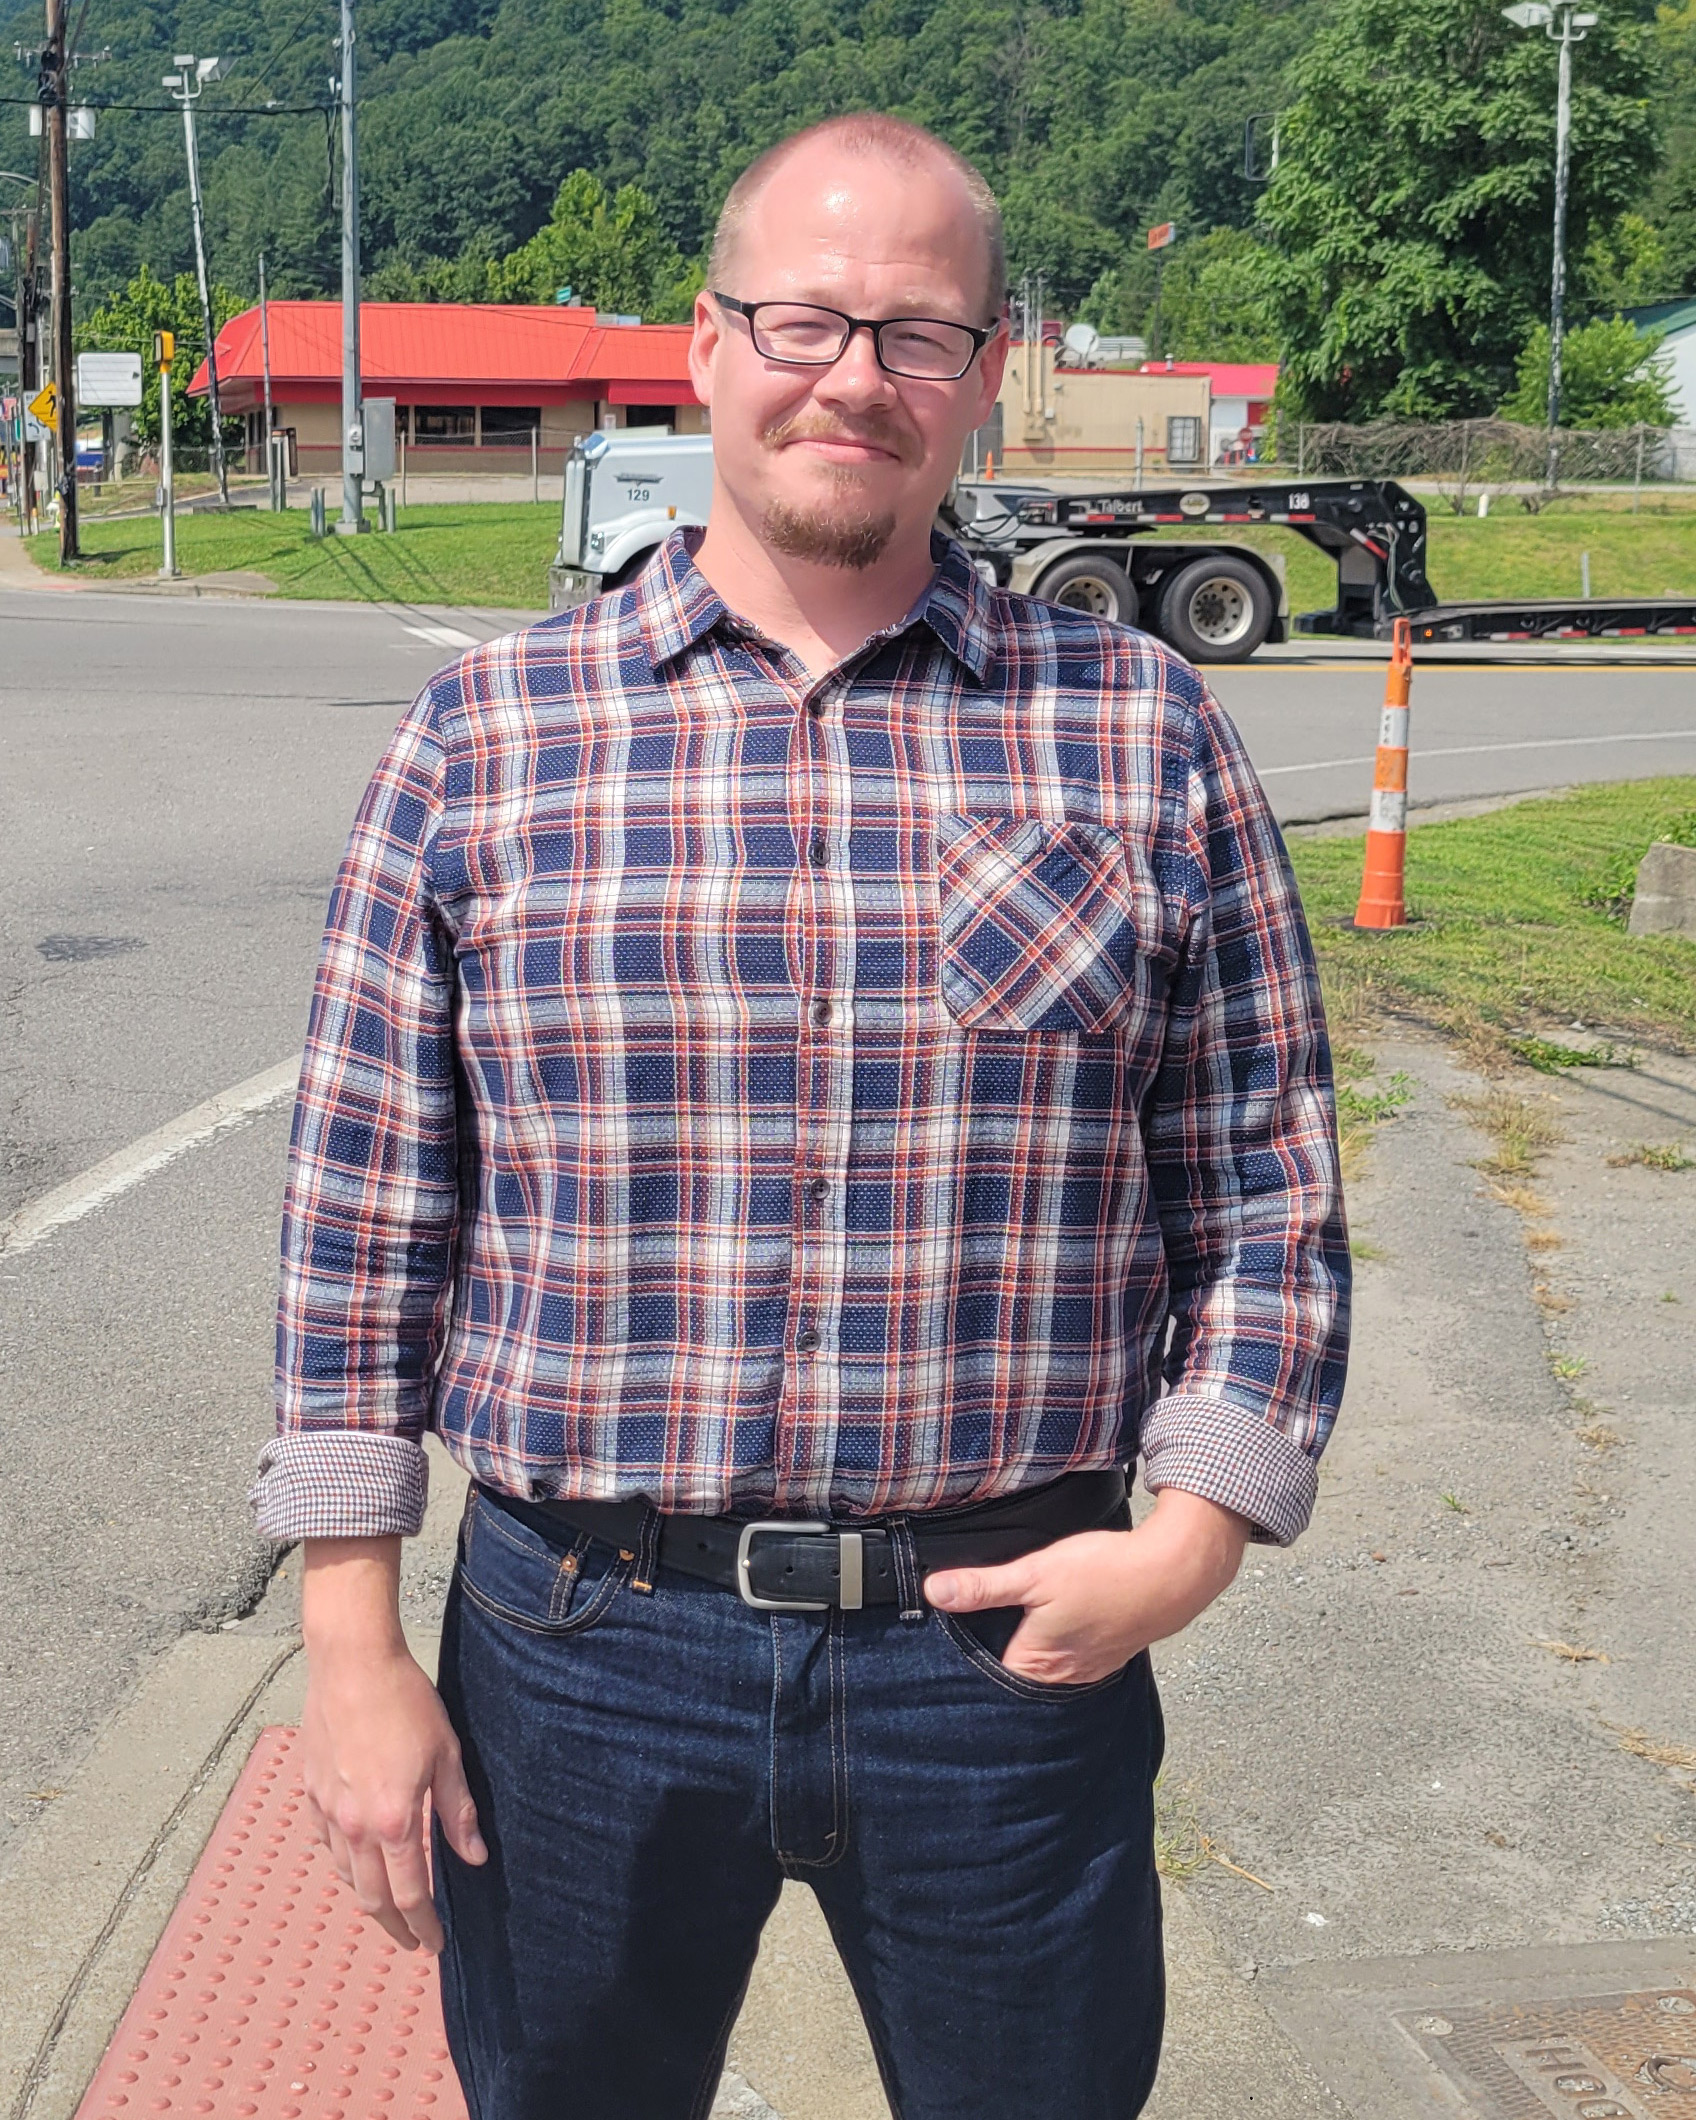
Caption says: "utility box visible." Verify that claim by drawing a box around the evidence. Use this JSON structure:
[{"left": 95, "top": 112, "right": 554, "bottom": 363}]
[{"left": 362, "top": 398, "right": 397, "bottom": 483}]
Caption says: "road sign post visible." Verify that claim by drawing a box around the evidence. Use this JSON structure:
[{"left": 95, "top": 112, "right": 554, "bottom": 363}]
[{"left": 155, "top": 330, "right": 179, "bottom": 579}]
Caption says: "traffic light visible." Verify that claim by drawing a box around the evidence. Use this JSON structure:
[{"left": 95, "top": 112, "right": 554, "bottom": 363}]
[{"left": 153, "top": 329, "right": 175, "bottom": 371}]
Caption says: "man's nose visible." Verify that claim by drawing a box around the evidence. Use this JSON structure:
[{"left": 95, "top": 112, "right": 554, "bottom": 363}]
[{"left": 819, "top": 322, "right": 898, "bottom": 408}]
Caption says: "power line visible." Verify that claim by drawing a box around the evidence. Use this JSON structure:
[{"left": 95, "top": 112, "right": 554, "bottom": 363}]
[
  {"left": 230, "top": 0, "right": 332, "bottom": 114},
  {"left": 0, "top": 92, "right": 330, "bottom": 112}
]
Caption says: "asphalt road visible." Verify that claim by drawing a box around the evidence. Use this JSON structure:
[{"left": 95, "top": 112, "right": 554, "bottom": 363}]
[{"left": 2, "top": 582, "right": 1695, "bottom": 1850}]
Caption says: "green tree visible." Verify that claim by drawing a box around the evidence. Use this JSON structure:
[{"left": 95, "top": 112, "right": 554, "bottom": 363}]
[
  {"left": 487, "top": 170, "right": 702, "bottom": 321},
  {"left": 1081, "top": 228, "right": 1279, "bottom": 359},
  {"left": 1499, "top": 315, "right": 1677, "bottom": 427},
  {"left": 75, "top": 265, "right": 248, "bottom": 452},
  {"left": 1258, "top": 0, "right": 1658, "bottom": 420}
]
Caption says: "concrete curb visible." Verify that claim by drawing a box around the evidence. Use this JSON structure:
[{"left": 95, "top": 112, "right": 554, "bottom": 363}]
[{"left": 0, "top": 1632, "right": 307, "bottom": 2120}]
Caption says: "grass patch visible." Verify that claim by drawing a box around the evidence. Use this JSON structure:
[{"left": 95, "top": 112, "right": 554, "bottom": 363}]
[
  {"left": 26, "top": 501, "right": 561, "bottom": 607},
  {"left": 1292, "top": 779, "right": 1696, "bottom": 1065},
  {"left": 1156, "top": 503, "right": 1696, "bottom": 621}
]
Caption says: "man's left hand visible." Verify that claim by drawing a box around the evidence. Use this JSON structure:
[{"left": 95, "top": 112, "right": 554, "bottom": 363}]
[{"left": 924, "top": 1488, "right": 1253, "bottom": 1685}]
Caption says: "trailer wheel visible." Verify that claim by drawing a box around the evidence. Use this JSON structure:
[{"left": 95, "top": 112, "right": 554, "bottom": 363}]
[
  {"left": 1031, "top": 551, "right": 1138, "bottom": 627},
  {"left": 1156, "top": 554, "right": 1272, "bottom": 663}
]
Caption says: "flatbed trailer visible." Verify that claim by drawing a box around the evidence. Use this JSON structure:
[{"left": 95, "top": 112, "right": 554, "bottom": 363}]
[{"left": 951, "top": 475, "right": 1696, "bottom": 661}]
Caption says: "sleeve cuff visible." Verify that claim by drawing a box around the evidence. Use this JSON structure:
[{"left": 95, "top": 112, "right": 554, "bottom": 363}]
[
  {"left": 250, "top": 1430, "right": 430, "bottom": 1541},
  {"left": 1137, "top": 1391, "right": 1319, "bottom": 1546}
]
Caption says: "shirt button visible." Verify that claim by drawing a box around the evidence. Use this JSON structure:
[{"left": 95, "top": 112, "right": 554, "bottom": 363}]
[
  {"left": 808, "top": 1177, "right": 829, "bottom": 1202},
  {"left": 795, "top": 1327, "right": 821, "bottom": 1353},
  {"left": 811, "top": 999, "right": 832, "bottom": 1027},
  {"left": 808, "top": 835, "right": 828, "bottom": 866}
]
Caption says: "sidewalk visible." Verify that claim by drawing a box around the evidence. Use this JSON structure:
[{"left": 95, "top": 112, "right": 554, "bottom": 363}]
[{"left": 2, "top": 1030, "right": 1691, "bottom": 2119}]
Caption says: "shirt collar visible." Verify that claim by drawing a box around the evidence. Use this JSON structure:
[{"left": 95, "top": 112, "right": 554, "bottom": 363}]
[{"left": 635, "top": 525, "right": 996, "bottom": 684}]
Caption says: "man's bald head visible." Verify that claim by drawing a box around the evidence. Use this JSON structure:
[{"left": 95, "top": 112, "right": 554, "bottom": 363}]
[{"left": 708, "top": 115, "right": 1007, "bottom": 324}]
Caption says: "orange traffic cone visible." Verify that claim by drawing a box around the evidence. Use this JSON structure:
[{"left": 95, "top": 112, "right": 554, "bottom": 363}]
[{"left": 1353, "top": 619, "right": 1414, "bottom": 929}]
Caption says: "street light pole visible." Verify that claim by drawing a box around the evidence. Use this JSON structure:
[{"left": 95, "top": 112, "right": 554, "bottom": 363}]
[
  {"left": 336, "top": 0, "right": 366, "bottom": 534},
  {"left": 163, "top": 55, "right": 229, "bottom": 505},
  {"left": 1503, "top": 0, "right": 1597, "bottom": 485}
]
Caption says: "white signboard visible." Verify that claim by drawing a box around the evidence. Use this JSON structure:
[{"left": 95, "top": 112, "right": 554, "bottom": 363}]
[{"left": 76, "top": 352, "right": 144, "bottom": 407}]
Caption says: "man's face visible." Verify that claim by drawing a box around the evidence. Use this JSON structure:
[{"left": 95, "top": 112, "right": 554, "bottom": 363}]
[{"left": 689, "top": 146, "right": 1008, "bottom": 569}]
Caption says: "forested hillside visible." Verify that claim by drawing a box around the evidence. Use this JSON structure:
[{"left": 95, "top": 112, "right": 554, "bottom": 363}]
[
  {"left": 3, "top": 0, "right": 1693, "bottom": 417},
  {"left": 0, "top": 0, "right": 1354, "bottom": 312}
]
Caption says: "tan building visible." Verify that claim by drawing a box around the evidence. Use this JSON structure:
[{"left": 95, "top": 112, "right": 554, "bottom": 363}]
[{"left": 976, "top": 342, "right": 1212, "bottom": 478}]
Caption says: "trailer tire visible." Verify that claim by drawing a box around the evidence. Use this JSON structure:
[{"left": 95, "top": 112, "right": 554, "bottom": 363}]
[
  {"left": 1030, "top": 551, "right": 1139, "bottom": 628},
  {"left": 1156, "top": 554, "right": 1272, "bottom": 663}
]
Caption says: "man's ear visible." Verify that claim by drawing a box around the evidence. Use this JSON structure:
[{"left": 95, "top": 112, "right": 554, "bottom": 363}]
[
  {"left": 689, "top": 290, "right": 722, "bottom": 410},
  {"left": 971, "top": 321, "right": 1010, "bottom": 428}
]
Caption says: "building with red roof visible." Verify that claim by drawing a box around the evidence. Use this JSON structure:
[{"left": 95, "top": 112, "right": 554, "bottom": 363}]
[{"left": 189, "top": 300, "right": 703, "bottom": 478}]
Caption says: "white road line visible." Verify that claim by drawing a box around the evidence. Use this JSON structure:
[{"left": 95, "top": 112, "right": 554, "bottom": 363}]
[
  {"left": 1259, "top": 727, "right": 1696, "bottom": 777},
  {"left": 0, "top": 1055, "right": 302, "bottom": 1262},
  {"left": 403, "top": 622, "right": 481, "bottom": 649}
]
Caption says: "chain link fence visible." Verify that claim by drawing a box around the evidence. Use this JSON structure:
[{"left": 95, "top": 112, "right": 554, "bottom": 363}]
[{"left": 1272, "top": 418, "right": 1696, "bottom": 510}]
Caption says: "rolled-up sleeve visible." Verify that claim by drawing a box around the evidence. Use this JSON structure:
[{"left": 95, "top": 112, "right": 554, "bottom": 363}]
[
  {"left": 1139, "top": 682, "right": 1350, "bottom": 1545},
  {"left": 252, "top": 688, "right": 460, "bottom": 1541}
]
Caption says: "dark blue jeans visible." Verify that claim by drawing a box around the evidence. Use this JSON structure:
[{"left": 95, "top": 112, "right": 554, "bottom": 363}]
[{"left": 434, "top": 1486, "right": 1166, "bottom": 2120}]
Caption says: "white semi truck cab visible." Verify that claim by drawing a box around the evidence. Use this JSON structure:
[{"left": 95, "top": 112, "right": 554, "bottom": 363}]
[{"left": 550, "top": 429, "right": 714, "bottom": 610}]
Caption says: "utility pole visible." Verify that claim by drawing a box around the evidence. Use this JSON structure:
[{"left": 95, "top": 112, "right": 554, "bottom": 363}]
[
  {"left": 2, "top": 179, "right": 39, "bottom": 531},
  {"left": 19, "top": 197, "right": 39, "bottom": 534},
  {"left": 336, "top": 0, "right": 366, "bottom": 533},
  {"left": 258, "top": 248, "right": 276, "bottom": 501},
  {"left": 42, "top": 0, "right": 78, "bottom": 560},
  {"left": 163, "top": 54, "right": 228, "bottom": 504},
  {"left": 1503, "top": 2, "right": 1597, "bottom": 486}
]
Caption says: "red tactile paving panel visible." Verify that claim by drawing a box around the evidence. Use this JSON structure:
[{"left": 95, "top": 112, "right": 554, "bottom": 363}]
[{"left": 75, "top": 1726, "right": 469, "bottom": 2120}]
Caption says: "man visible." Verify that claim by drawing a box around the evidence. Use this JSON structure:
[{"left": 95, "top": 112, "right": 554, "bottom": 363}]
[{"left": 256, "top": 113, "right": 1348, "bottom": 2120}]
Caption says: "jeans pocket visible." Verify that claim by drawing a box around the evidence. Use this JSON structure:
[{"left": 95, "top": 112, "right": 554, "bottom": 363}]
[
  {"left": 934, "top": 1605, "right": 1130, "bottom": 1703},
  {"left": 457, "top": 1491, "right": 634, "bottom": 1637}
]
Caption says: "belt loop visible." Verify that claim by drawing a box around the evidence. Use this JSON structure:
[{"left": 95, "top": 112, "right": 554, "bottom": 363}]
[
  {"left": 630, "top": 1504, "right": 662, "bottom": 1595},
  {"left": 888, "top": 1519, "right": 926, "bottom": 1623}
]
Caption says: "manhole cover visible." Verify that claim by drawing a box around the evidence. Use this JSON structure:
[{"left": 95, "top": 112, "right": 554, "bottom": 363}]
[
  {"left": 1262, "top": 1945, "right": 1696, "bottom": 2120},
  {"left": 1402, "top": 1995, "right": 1696, "bottom": 2118}
]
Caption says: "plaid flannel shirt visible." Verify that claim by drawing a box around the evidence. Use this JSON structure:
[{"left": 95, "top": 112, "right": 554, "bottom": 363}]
[{"left": 255, "top": 529, "right": 1348, "bottom": 1547}]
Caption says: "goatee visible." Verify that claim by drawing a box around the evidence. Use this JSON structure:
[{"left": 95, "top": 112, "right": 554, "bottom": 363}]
[{"left": 761, "top": 499, "right": 897, "bottom": 570}]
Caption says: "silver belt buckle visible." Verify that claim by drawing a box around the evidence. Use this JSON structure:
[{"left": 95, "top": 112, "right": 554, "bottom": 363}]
[{"left": 735, "top": 1521, "right": 864, "bottom": 1612}]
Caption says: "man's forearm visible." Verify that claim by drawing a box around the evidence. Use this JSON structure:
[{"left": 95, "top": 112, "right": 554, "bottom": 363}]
[{"left": 302, "top": 1535, "right": 408, "bottom": 1658}]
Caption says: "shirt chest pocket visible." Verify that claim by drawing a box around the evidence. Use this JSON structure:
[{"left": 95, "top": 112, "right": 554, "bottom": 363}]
[{"left": 935, "top": 812, "right": 1149, "bottom": 1037}]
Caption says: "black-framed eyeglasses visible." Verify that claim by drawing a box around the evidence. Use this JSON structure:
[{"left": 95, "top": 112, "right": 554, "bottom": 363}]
[{"left": 712, "top": 293, "right": 994, "bottom": 381}]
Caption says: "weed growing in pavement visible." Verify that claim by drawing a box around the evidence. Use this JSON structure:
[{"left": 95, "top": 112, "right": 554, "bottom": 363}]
[
  {"left": 1549, "top": 1352, "right": 1590, "bottom": 1381},
  {"left": 1449, "top": 1088, "right": 1565, "bottom": 1178},
  {"left": 1153, "top": 1775, "right": 1208, "bottom": 1882},
  {"left": 1508, "top": 1034, "right": 1637, "bottom": 1073},
  {"left": 1607, "top": 1141, "right": 1694, "bottom": 1171}
]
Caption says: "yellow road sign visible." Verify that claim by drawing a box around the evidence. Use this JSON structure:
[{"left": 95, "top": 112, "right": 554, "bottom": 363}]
[{"left": 29, "top": 380, "right": 57, "bottom": 426}]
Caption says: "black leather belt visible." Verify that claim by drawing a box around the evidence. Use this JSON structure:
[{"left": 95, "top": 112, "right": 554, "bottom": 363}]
[{"left": 475, "top": 1467, "right": 1129, "bottom": 1611}]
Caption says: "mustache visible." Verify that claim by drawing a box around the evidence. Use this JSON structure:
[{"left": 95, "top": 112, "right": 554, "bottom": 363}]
[{"left": 761, "top": 410, "right": 918, "bottom": 463}]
